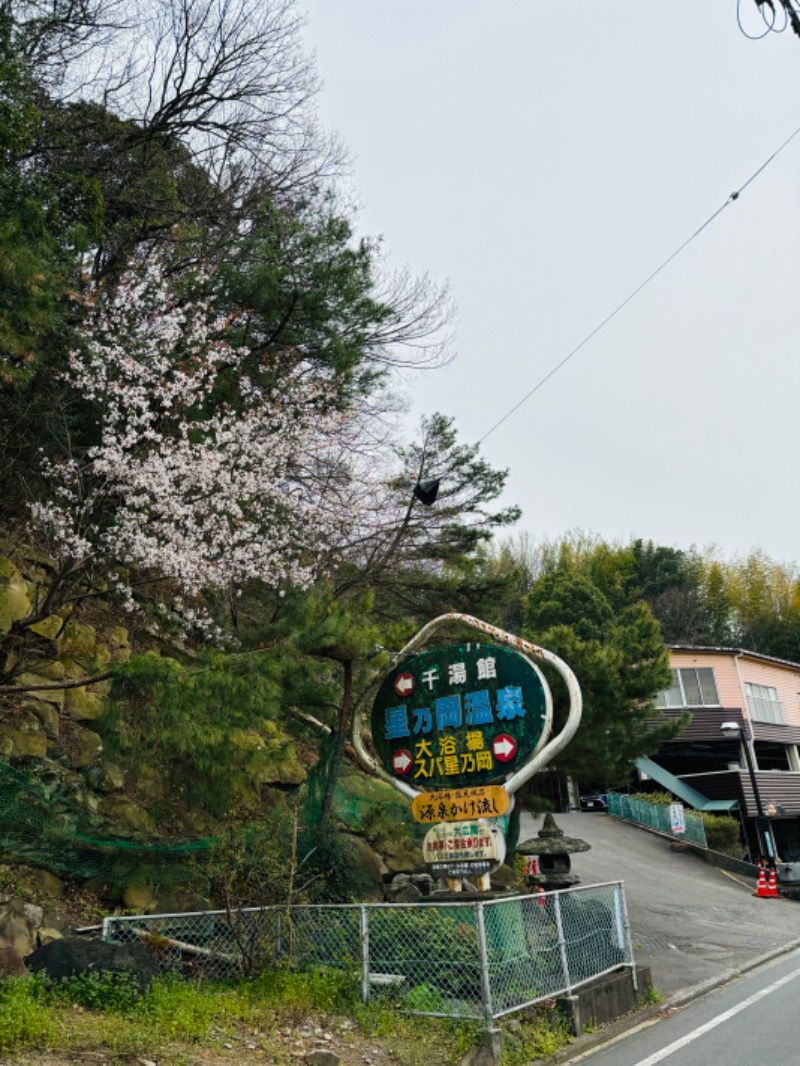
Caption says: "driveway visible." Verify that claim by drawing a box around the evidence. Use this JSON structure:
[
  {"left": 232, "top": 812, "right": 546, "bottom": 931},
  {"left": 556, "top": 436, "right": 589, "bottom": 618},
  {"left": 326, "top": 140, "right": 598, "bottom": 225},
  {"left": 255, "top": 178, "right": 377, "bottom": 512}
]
[{"left": 518, "top": 810, "right": 800, "bottom": 996}]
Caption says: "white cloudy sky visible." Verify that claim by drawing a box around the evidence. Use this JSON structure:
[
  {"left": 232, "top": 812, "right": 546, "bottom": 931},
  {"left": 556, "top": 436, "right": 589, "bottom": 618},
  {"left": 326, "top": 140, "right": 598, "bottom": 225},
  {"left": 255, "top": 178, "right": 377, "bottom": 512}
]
[{"left": 300, "top": 2, "right": 800, "bottom": 564}]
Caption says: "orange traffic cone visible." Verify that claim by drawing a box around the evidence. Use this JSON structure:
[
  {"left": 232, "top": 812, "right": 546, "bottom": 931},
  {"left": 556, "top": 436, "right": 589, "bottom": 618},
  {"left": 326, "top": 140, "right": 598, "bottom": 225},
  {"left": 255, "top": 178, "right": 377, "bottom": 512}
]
[
  {"left": 767, "top": 868, "right": 779, "bottom": 898},
  {"left": 755, "top": 867, "right": 770, "bottom": 898}
]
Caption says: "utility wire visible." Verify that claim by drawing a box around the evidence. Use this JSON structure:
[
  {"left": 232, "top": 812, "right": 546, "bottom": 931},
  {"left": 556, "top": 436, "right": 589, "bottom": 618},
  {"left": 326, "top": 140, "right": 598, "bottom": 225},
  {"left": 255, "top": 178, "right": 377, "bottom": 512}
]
[{"left": 476, "top": 123, "right": 800, "bottom": 447}]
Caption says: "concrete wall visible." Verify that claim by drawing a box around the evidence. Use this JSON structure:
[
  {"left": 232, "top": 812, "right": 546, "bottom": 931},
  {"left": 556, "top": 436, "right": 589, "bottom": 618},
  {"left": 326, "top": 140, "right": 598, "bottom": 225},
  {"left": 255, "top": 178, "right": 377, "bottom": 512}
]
[{"left": 556, "top": 966, "right": 653, "bottom": 1035}]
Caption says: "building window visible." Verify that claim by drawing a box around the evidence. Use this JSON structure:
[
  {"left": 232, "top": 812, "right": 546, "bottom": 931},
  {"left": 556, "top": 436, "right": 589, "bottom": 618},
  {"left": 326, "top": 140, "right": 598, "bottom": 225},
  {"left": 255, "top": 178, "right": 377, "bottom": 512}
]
[
  {"left": 746, "top": 683, "right": 784, "bottom": 725},
  {"left": 655, "top": 667, "right": 720, "bottom": 708}
]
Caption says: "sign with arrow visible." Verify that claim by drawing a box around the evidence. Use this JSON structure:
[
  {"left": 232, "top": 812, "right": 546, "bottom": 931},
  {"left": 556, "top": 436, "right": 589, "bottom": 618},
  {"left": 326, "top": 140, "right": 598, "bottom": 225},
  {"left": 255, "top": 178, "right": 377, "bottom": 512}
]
[
  {"left": 392, "top": 749, "right": 413, "bottom": 775},
  {"left": 492, "top": 734, "right": 517, "bottom": 762},
  {"left": 371, "top": 641, "right": 550, "bottom": 790},
  {"left": 394, "top": 673, "right": 415, "bottom": 697}
]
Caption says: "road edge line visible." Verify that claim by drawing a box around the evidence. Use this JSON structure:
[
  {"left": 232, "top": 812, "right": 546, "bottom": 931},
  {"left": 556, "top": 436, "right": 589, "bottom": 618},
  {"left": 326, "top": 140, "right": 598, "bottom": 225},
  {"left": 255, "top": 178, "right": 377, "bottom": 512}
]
[{"left": 543, "top": 936, "right": 800, "bottom": 1064}]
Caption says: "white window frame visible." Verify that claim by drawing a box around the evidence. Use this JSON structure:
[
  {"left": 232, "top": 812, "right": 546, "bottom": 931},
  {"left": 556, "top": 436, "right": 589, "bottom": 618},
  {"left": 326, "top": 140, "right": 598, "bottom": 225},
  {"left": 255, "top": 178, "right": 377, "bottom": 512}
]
[
  {"left": 745, "top": 682, "right": 784, "bottom": 725},
  {"left": 655, "top": 667, "right": 721, "bottom": 709}
]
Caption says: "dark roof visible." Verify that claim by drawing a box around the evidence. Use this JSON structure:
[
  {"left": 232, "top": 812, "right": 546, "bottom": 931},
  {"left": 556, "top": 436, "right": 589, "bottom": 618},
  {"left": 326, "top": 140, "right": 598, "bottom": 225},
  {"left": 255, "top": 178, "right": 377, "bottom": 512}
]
[{"left": 669, "top": 644, "right": 800, "bottom": 672}]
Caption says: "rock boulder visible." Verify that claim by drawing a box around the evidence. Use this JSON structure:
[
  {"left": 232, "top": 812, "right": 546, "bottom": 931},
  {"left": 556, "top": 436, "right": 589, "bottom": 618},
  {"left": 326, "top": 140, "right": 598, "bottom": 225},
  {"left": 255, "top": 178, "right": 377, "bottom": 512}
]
[
  {"left": 25, "top": 937, "right": 160, "bottom": 990},
  {"left": 0, "top": 935, "right": 27, "bottom": 976}
]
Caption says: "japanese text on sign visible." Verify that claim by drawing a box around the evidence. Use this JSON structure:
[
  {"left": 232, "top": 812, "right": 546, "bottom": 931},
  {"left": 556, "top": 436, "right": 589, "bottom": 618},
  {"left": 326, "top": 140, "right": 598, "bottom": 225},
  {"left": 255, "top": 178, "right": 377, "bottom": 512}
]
[
  {"left": 372, "top": 642, "right": 549, "bottom": 789},
  {"left": 422, "top": 819, "right": 501, "bottom": 865},
  {"left": 411, "top": 785, "right": 510, "bottom": 824}
]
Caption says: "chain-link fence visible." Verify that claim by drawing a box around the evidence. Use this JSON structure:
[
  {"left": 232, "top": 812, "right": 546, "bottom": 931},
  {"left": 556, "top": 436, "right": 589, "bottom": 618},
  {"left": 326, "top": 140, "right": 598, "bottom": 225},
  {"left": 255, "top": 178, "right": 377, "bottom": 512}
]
[
  {"left": 102, "top": 881, "right": 634, "bottom": 1023},
  {"left": 607, "top": 793, "right": 707, "bottom": 847}
]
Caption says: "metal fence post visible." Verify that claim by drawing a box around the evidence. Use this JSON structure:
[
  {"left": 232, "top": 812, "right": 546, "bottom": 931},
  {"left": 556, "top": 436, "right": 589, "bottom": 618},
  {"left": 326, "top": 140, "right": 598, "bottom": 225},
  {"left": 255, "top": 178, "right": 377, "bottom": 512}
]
[
  {"left": 276, "top": 913, "right": 283, "bottom": 960},
  {"left": 360, "top": 905, "right": 370, "bottom": 1005},
  {"left": 614, "top": 883, "right": 637, "bottom": 991},
  {"left": 552, "top": 892, "right": 573, "bottom": 995},
  {"left": 474, "top": 902, "right": 495, "bottom": 1028}
]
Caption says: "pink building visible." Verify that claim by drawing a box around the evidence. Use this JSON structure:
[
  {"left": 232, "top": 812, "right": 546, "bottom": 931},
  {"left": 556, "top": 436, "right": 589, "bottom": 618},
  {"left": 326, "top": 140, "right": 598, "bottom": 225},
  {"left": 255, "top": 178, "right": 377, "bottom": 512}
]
[{"left": 646, "top": 646, "right": 800, "bottom": 862}]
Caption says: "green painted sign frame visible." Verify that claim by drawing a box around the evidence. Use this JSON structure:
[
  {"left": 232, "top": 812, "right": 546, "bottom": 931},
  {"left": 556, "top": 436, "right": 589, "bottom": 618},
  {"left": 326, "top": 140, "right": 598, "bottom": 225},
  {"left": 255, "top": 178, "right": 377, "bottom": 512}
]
[{"left": 371, "top": 641, "right": 552, "bottom": 790}]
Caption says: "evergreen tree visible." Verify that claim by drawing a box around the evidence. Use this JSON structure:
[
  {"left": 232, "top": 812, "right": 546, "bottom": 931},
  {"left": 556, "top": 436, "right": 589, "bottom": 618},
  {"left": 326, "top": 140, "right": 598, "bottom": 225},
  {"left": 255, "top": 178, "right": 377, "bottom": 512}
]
[{"left": 523, "top": 567, "right": 684, "bottom": 784}]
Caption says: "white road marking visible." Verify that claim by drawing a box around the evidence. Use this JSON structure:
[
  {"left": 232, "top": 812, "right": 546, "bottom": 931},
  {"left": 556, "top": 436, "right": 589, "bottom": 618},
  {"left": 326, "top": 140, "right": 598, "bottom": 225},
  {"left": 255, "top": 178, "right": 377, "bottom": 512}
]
[{"left": 629, "top": 966, "right": 800, "bottom": 1066}]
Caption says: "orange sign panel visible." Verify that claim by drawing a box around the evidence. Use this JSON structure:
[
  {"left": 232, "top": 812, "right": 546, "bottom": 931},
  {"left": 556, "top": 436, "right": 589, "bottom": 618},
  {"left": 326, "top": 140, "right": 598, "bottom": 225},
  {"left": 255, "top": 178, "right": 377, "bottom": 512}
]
[{"left": 411, "top": 785, "right": 509, "bottom": 824}]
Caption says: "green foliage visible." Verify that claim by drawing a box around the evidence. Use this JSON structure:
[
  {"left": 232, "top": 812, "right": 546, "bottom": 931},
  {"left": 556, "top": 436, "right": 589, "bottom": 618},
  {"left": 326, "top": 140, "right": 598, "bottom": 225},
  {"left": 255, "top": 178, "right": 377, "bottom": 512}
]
[
  {"left": 634, "top": 790, "right": 673, "bottom": 805},
  {"left": 487, "top": 532, "right": 800, "bottom": 663},
  {"left": 0, "top": 971, "right": 227, "bottom": 1051},
  {"left": 634, "top": 793, "right": 745, "bottom": 859},
  {"left": 502, "top": 1005, "right": 573, "bottom": 1065},
  {"left": 393, "top": 413, "right": 521, "bottom": 567},
  {"left": 250, "top": 967, "right": 361, "bottom": 1014},
  {"left": 106, "top": 649, "right": 297, "bottom": 816},
  {"left": 0, "top": 967, "right": 504, "bottom": 1063},
  {"left": 0, "top": 977, "right": 51, "bottom": 1050},
  {"left": 221, "top": 198, "right": 398, "bottom": 399},
  {"left": 525, "top": 568, "right": 615, "bottom": 642},
  {"left": 522, "top": 567, "right": 680, "bottom": 783},
  {"left": 519, "top": 788, "right": 555, "bottom": 815},
  {"left": 636, "top": 985, "right": 664, "bottom": 1007},
  {"left": 36, "top": 970, "right": 143, "bottom": 1014},
  {"left": 700, "top": 813, "right": 746, "bottom": 859}
]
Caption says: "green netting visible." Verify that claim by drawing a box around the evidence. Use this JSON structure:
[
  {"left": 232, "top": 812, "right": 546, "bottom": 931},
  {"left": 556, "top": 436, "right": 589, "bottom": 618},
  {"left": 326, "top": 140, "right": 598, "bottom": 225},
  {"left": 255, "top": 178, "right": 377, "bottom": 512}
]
[
  {"left": 0, "top": 758, "right": 213, "bottom": 886},
  {"left": 304, "top": 737, "right": 423, "bottom": 840},
  {"left": 0, "top": 737, "right": 421, "bottom": 890}
]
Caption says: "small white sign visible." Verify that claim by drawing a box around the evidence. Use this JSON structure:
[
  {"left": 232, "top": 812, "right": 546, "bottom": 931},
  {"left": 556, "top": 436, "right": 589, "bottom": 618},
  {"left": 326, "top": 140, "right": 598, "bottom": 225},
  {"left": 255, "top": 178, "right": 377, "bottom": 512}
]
[
  {"left": 670, "top": 802, "right": 686, "bottom": 835},
  {"left": 422, "top": 818, "right": 505, "bottom": 865}
]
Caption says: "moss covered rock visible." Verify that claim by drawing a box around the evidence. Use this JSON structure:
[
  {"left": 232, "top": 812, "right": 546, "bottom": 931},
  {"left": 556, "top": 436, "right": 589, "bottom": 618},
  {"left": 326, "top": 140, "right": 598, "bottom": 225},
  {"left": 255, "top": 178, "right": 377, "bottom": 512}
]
[
  {"left": 106, "top": 626, "right": 131, "bottom": 662},
  {"left": 67, "top": 725, "right": 103, "bottom": 768},
  {"left": 103, "top": 799, "right": 156, "bottom": 835},
  {"left": 32, "top": 660, "right": 66, "bottom": 681},
  {"left": 65, "top": 685, "right": 105, "bottom": 721},
  {"left": 61, "top": 659, "right": 88, "bottom": 681},
  {"left": 230, "top": 729, "right": 266, "bottom": 752},
  {"left": 135, "top": 765, "right": 166, "bottom": 801},
  {"left": 344, "top": 834, "right": 388, "bottom": 901},
  {"left": 121, "top": 883, "right": 158, "bottom": 914},
  {"left": 25, "top": 870, "right": 65, "bottom": 899},
  {"left": 57, "top": 621, "right": 97, "bottom": 658},
  {"left": 15, "top": 673, "right": 64, "bottom": 709},
  {"left": 28, "top": 615, "right": 64, "bottom": 641},
  {"left": 24, "top": 699, "right": 59, "bottom": 738},
  {"left": 255, "top": 743, "right": 306, "bottom": 786},
  {"left": 0, "top": 585, "right": 31, "bottom": 633},
  {"left": 0, "top": 557, "right": 28, "bottom": 594},
  {"left": 6, "top": 727, "right": 47, "bottom": 760}
]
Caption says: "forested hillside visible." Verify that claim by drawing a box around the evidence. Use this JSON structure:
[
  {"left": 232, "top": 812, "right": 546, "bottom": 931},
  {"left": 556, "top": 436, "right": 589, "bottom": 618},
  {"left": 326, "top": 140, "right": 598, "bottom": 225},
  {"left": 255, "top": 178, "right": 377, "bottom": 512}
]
[
  {"left": 0, "top": 0, "right": 524, "bottom": 899},
  {"left": 1, "top": 1, "right": 797, "bottom": 903}
]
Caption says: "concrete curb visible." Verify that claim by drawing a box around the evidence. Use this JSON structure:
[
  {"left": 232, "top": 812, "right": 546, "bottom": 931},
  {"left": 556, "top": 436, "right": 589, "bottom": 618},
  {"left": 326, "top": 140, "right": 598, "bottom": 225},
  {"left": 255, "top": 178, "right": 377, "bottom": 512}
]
[{"left": 543, "top": 936, "right": 800, "bottom": 1063}]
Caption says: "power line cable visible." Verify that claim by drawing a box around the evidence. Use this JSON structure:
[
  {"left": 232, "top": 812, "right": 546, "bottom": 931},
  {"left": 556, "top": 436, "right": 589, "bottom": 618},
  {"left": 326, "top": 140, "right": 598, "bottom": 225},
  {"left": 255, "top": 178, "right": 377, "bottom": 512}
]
[
  {"left": 476, "top": 123, "right": 800, "bottom": 447},
  {"left": 737, "top": 0, "right": 785, "bottom": 39}
]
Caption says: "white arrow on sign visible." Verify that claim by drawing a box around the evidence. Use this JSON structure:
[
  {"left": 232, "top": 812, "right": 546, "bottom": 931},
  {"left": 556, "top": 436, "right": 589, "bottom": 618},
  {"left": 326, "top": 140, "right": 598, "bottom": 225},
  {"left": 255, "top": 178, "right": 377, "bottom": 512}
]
[
  {"left": 393, "top": 750, "right": 412, "bottom": 774},
  {"left": 493, "top": 735, "right": 517, "bottom": 761},
  {"left": 394, "top": 673, "right": 414, "bottom": 696}
]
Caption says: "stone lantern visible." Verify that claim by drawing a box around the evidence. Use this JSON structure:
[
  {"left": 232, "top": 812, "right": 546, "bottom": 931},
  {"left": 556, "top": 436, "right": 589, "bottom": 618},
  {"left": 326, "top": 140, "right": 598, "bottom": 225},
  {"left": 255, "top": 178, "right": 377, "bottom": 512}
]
[{"left": 516, "top": 812, "right": 590, "bottom": 890}]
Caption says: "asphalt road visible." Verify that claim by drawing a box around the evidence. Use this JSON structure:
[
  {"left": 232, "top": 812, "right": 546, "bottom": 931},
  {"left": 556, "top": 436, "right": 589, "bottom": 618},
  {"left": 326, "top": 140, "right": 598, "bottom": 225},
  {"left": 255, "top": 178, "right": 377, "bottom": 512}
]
[
  {"left": 518, "top": 810, "right": 800, "bottom": 996},
  {"left": 566, "top": 947, "right": 800, "bottom": 1065}
]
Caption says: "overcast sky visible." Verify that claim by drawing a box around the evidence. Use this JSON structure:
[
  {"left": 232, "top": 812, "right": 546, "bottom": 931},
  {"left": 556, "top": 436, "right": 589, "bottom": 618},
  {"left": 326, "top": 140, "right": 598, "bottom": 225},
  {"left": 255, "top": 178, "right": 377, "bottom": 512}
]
[{"left": 300, "top": 2, "right": 800, "bottom": 565}]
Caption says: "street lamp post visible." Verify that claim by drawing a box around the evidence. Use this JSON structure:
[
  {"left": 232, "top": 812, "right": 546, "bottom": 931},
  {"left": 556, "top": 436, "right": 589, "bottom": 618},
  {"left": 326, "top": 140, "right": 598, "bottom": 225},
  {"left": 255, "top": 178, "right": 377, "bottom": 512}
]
[{"left": 721, "top": 720, "right": 776, "bottom": 868}]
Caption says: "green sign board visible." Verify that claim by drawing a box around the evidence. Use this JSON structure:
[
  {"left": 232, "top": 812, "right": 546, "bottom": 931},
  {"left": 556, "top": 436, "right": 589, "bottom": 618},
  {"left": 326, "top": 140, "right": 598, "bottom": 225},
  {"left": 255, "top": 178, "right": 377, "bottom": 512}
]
[{"left": 371, "top": 642, "right": 549, "bottom": 790}]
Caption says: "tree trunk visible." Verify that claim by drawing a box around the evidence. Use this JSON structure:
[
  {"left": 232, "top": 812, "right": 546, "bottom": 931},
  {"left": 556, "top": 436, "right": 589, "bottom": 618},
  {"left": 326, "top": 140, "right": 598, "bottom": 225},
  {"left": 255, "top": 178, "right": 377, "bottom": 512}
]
[{"left": 320, "top": 658, "right": 354, "bottom": 822}]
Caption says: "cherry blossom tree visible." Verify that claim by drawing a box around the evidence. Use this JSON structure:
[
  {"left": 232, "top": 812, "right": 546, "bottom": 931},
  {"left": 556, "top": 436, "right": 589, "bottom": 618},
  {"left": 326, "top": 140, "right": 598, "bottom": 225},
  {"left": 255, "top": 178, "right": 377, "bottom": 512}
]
[{"left": 19, "top": 258, "right": 361, "bottom": 645}]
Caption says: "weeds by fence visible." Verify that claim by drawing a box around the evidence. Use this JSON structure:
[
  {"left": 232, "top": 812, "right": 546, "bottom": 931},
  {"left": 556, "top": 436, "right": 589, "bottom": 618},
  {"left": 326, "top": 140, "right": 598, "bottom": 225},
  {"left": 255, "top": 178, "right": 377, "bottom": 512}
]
[
  {"left": 103, "top": 881, "right": 634, "bottom": 1024},
  {"left": 607, "top": 793, "right": 707, "bottom": 847}
]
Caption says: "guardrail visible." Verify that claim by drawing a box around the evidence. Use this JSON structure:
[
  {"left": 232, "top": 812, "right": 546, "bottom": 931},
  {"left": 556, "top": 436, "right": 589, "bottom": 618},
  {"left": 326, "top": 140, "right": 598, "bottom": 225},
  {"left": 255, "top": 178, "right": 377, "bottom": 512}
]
[
  {"left": 103, "top": 881, "right": 634, "bottom": 1025},
  {"left": 607, "top": 793, "right": 707, "bottom": 847}
]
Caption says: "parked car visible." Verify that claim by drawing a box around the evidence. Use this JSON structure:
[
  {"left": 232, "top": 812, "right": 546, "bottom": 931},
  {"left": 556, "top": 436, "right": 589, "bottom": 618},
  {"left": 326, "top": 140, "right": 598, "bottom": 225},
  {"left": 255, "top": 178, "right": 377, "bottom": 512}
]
[{"left": 579, "top": 791, "right": 608, "bottom": 812}]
